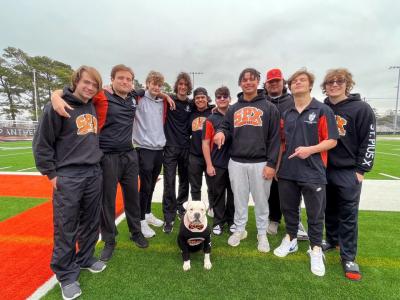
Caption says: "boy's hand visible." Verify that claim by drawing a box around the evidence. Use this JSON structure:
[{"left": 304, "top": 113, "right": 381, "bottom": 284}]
[
  {"left": 166, "top": 95, "right": 176, "bottom": 110},
  {"left": 288, "top": 146, "right": 312, "bottom": 160},
  {"left": 103, "top": 85, "right": 113, "bottom": 94},
  {"left": 51, "top": 90, "right": 72, "bottom": 118},
  {"left": 50, "top": 177, "right": 57, "bottom": 190},
  {"left": 263, "top": 166, "right": 275, "bottom": 180},
  {"left": 356, "top": 172, "right": 364, "bottom": 183},
  {"left": 213, "top": 132, "right": 225, "bottom": 149},
  {"left": 206, "top": 165, "right": 216, "bottom": 177}
]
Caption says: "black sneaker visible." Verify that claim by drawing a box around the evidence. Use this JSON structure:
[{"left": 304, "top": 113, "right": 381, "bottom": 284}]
[
  {"left": 163, "top": 222, "right": 174, "bottom": 234},
  {"left": 321, "top": 240, "right": 338, "bottom": 252},
  {"left": 100, "top": 242, "right": 116, "bottom": 262},
  {"left": 130, "top": 232, "right": 149, "bottom": 248}
]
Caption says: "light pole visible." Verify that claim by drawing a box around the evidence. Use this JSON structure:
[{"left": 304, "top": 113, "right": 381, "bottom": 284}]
[
  {"left": 32, "top": 68, "right": 38, "bottom": 121},
  {"left": 189, "top": 72, "right": 203, "bottom": 88},
  {"left": 389, "top": 66, "right": 400, "bottom": 134}
]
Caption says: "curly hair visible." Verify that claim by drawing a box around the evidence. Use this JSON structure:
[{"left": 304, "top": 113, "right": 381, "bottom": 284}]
[
  {"left": 238, "top": 68, "right": 260, "bottom": 86},
  {"left": 321, "top": 68, "right": 355, "bottom": 96},
  {"left": 146, "top": 70, "right": 164, "bottom": 86},
  {"left": 173, "top": 72, "right": 192, "bottom": 95}
]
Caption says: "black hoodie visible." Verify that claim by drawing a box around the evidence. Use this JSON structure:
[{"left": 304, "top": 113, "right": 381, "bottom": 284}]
[
  {"left": 324, "top": 93, "right": 376, "bottom": 174},
  {"left": 218, "top": 90, "right": 280, "bottom": 167},
  {"left": 33, "top": 88, "right": 103, "bottom": 179},
  {"left": 266, "top": 92, "right": 294, "bottom": 116}
]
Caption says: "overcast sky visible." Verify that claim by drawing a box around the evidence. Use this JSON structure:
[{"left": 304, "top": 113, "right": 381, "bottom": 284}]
[{"left": 1, "top": 0, "right": 400, "bottom": 113}]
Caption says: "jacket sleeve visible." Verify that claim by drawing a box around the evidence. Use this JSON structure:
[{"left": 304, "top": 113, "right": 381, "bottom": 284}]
[
  {"left": 266, "top": 105, "right": 280, "bottom": 168},
  {"left": 32, "top": 104, "right": 63, "bottom": 180},
  {"left": 355, "top": 104, "right": 376, "bottom": 174}
]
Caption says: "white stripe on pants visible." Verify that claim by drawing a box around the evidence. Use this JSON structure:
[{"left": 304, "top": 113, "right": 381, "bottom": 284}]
[{"left": 228, "top": 159, "right": 272, "bottom": 234}]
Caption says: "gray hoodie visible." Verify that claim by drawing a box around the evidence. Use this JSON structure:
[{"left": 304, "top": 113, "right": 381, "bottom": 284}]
[{"left": 132, "top": 90, "right": 166, "bottom": 150}]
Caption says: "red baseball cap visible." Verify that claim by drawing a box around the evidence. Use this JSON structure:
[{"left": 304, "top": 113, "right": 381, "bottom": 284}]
[{"left": 266, "top": 68, "right": 283, "bottom": 82}]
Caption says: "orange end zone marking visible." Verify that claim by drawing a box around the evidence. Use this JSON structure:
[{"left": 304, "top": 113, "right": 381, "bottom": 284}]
[{"left": 0, "top": 174, "right": 125, "bottom": 299}]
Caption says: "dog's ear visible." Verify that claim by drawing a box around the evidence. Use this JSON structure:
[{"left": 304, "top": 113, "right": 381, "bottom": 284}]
[
  {"left": 183, "top": 200, "right": 189, "bottom": 210},
  {"left": 201, "top": 200, "right": 209, "bottom": 211}
]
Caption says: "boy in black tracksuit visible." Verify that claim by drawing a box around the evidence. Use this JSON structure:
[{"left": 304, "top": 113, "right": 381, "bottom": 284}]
[
  {"left": 51, "top": 65, "right": 149, "bottom": 263},
  {"left": 162, "top": 72, "right": 193, "bottom": 233},
  {"left": 202, "top": 86, "right": 234, "bottom": 235},
  {"left": 188, "top": 87, "right": 213, "bottom": 201},
  {"left": 33, "top": 66, "right": 104, "bottom": 298},
  {"left": 274, "top": 69, "right": 338, "bottom": 277},
  {"left": 322, "top": 69, "right": 376, "bottom": 281}
]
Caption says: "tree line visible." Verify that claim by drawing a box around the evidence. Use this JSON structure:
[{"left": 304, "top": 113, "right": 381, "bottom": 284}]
[{"left": 0, "top": 47, "right": 171, "bottom": 121}]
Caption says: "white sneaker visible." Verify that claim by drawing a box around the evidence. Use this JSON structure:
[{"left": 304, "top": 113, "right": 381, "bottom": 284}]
[
  {"left": 228, "top": 230, "right": 247, "bottom": 247},
  {"left": 273, "top": 235, "right": 298, "bottom": 257},
  {"left": 141, "top": 220, "right": 155, "bottom": 238},
  {"left": 267, "top": 221, "right": 279, "bottom": 235},
  {"left": 207, "top": 208, "right": 214, "bottom": 218},
  {"left": 307, "top": 246, "right": 325, "bottom": 276},
  {"left": 297, "top": 222, "right": 309, "bottom": 241},
  {"left": 145, "top": 213, "right": 164, "bottom": 227},
  {"left": 257, "top": 234, "right": 270, "bottom": 253},
  {"left": 212, "top": 225, "right": 222, "bottom": 235}
]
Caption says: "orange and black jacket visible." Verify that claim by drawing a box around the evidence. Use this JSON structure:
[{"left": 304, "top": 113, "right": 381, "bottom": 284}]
[
  {"left": 94, "top": 89, "right": 138, "bottom": 153},
  {"left": 278, "top": 98, "right": 339, "bottom": 184},
  {"left": 202, "top": 110, "right": 231, "bottom": 169}
]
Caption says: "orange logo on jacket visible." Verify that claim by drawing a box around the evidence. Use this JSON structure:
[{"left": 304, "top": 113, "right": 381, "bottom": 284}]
[
  {"left": 76, "top": 114, "right": 98, "bottom": 135},
  {"left": 335, "top": 115, "right": 347, "bottom": 136},
  {"left": 234, "top": 107, "right": 263, "bottom": 127},
  {"left": 192, "top": 117, "right": 207, "bottom": 131}
]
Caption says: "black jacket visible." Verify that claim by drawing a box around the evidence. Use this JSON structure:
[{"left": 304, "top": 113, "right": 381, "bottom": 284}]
[
  {"left": 266, "top": 92, "right": 294, "bottom": 116},
  {"left": 218, "top": 90, "right": 280, "bottom": 167},
  {"left": 33, "top": 89, "right": 102, "bottom": 179},
  {"left": 164, "top": 95, "right": 192, "bottom": 148},
  {"left": 94, "top": 89, "right": 138, "bottom": 153},
  {"left": 324, "top": 93, "right": 376, "bottom": 174},
  {"left": 190, "top": 106, "right": 212, "bottom": 156}
]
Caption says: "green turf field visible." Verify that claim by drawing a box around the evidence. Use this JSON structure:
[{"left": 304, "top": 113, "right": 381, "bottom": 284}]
[
  {"left": 0, "top": 141, "right": 36, "bottom": 172},
  {"left": 0, "top": 196, "right": 47, "bottom": 221},
  {"left": 41, "top": 204, "right": 399, "bottom": 299},
  {"left": 1, "top": 138, "right": 399, "bottom": 179}
]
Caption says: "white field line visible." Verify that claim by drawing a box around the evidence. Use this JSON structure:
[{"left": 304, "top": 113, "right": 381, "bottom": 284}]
[
  {"left": 0, "top": 151, "right": 32, "bottom": 157},
  {"left": 376, "top": 151, "right": 400, "bottom": 157},
  {"left": 16, "top": 167, "right": 37, "bottom": 171},
  {"left": 0, "top": 146, "right": 32, "bottom": 150},
  {"left": 0, "top": 171, "right": 41, "bottom": 175},
  {"left": 379, "top": 173, "right": 400, "bottom": 180},
  {"left": 28, "top": 213, "right": 127, "bottom": 299},
  {"left": 0, "top": 166, "right": 12, "bottom": 170}
]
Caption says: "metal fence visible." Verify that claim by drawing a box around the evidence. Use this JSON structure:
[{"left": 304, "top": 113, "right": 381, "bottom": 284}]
[{"left": 0, "top": 120, "right": 38, "bottom": 141}]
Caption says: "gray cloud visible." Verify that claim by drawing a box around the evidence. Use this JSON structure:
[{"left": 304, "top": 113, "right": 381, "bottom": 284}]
[{"left": 1, "top": 0, "right": 399, "bottom": 112}]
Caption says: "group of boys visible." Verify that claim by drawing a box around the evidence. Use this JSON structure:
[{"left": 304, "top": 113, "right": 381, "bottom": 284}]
[{"left": 33, "top": 64, "right": 375, "bottom": 300}]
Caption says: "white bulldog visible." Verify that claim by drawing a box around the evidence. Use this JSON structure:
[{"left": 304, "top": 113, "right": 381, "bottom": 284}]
[{"left": 177, "top": 200, "right": 212, "bottom": 271}]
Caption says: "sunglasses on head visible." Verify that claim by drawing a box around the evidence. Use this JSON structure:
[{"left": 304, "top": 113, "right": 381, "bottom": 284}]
[
  {"left": 216, "top": 95, "right": 229, "bottom": 100},
  {"left": 326, "top": 78, "right": 346, "bottom": 86}
]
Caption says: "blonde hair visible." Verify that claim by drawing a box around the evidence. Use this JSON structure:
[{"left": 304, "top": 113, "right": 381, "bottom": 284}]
[
  {"left": 146, "top": 70, "right": 165, "bottom": 86},
  {"left": 71, "top": 65, "right": 102, "bottom": 92}
]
